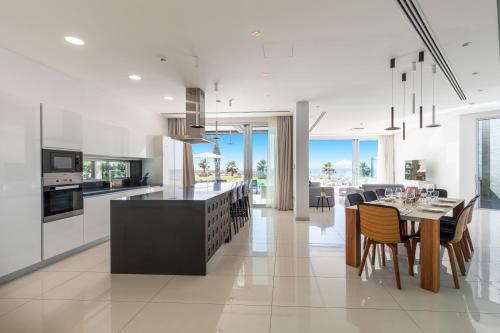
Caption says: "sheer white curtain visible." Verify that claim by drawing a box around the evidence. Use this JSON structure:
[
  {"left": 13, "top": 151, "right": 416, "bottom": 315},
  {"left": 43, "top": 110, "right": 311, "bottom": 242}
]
[
  {"left": 267, "top": 118, "right": 277, "bottom": 208},
  {"left": 377, "top": 135, "right": 395, "bottom": 184}
]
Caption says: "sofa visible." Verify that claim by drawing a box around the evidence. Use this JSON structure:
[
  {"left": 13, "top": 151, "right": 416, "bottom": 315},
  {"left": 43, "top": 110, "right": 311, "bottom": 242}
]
[{"left": 309, "top": 182, "right": 335, "bottom": 207}]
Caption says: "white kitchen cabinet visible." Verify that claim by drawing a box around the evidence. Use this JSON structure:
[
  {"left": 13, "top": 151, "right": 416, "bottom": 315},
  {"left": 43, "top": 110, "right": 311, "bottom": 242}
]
[
  {"left": 41, "top": 104, "right": 83, "bottom": 150},
  {"left": 0, "top": 92, "right": 42, "bottom": 277},
  {"left": 43, "top": 215, "right": 84, "bottom": 260},
  {"left": 83, "top": 186, "right": 163, "bottom": 244}
]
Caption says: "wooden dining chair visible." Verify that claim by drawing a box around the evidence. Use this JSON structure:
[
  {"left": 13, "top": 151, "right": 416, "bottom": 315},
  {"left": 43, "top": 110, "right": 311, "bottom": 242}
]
[
  {"left": 363, "top": 191, "right": 378, "bottom": 202},
  {"left": 375, "top": 189, "right": 386, "bottom": 198},
  {"left": 357, "top": 203, "right": 415, "bottom": 289},
  {"left": 412, "top": 204, "right": 473, "bottom": 289}
]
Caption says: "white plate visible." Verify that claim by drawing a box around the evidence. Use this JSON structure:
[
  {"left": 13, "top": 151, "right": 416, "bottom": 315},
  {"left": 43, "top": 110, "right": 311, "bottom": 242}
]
[
  {"left": 438, "top": 198, "right": 456, "bottom": 203},
  {"left": 431, "top": 203, "right": 454, "bottom": 208},
  {"left": 421, "top": 207, "right": 446, "bottom": 213}
]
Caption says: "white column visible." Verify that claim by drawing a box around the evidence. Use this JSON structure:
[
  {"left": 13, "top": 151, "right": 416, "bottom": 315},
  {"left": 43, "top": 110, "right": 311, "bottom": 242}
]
[{"left": 294, "top": 101, "right": 310, "bottom": 221}]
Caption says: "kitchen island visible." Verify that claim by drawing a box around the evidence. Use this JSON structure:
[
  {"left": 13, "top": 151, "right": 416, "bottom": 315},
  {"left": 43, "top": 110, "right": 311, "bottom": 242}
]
[{"left": 110, "top": 183, "right": 232, "bottom": 275}]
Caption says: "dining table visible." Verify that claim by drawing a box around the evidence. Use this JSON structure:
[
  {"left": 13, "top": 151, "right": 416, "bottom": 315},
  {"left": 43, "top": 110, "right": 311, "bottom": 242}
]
[{"left": 345, "top": 197, "right": 465, "bottom": 293}]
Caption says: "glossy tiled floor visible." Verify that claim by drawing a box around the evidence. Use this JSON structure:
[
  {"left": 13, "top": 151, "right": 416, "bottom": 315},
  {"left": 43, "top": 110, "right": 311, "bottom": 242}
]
[{"left": 1, "top": 204, "right": 500, "bottom": 332}]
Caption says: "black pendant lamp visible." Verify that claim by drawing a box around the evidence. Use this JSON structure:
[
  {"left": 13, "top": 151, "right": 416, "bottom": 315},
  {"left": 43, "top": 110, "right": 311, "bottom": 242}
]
[
  {"left": 411, "top": 61, "right": 416, "bottom": 114},
  {"left": 213, "top": 81, "right": 221, "bottom": 140},
  {"left": 402, "top": 72, "right": 407, "bottom": 140},
  {"left": 418, "top": 51, "right": 424, "bottom": 128},
  {"left": 385, "top": 58, "right": 400, "bottom": 131},
  {"left": 426, "top": 64, "right": 441, "bottom": 128}
]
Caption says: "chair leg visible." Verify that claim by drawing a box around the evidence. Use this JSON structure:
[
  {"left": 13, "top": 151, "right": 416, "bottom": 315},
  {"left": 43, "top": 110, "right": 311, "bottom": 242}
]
[
  {"left": 389, "top": 244, "right": 402, "bottom": 289},
  {"left": 465, "top": 228, "right": 474, "bottom": 252},
  {"left": 453, "top": 243, "right": 466, "bottom": 276},
  {"left": 370, "top": 242, "right": 376, "bottom": 266},
  {"left": 381, "top": 244, "right": 386, "bottom": 266},
  {"left": 404, "top": 240, "right": 414, "bottom": 276},
  {"left": 445, "top": 243, "right": 460, "bottom": 289},
  {"left": 410, "top": 221, "right": 416, "bottom": 235},
  {"left": 411, "top": 238, "right": 419, "bottom": 264},
  {"left": 359, "top": 239, "right": 371, "bottom": 276},
  {"left": 461, "top": 239, "right": 471, "bottom": 262}
]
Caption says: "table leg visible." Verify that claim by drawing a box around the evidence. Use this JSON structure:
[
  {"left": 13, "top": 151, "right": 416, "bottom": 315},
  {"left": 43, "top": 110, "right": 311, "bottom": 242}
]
[
  {"left": 345, "top": 208, "right": 361, "bottom": 267},
  {"left": 326, "top": 197, "right": 331, "bottom": 211},
  {"left": 321, "top": 197, "right": 324, "bottom": 212},
  {"left": 316, "top": 197, "right": 320, "bottom": 210},
  {"left": 420, "top": 218, "right": 440, "bottom": 292},
  {"left": 453, "top": 201, "right": 464, "bottom": 218}
]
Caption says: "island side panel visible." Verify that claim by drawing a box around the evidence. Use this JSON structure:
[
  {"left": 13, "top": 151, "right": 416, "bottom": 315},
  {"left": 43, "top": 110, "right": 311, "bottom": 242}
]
[
  {"left": 110, "top": 199, "right": 207, "bottom": 275},
  {"left": 205, "top": 192, "right": 232, "bottom": 262}
]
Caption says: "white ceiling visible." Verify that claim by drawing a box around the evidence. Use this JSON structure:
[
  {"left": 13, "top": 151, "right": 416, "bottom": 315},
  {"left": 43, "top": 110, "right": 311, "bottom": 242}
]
[{"left": 0, "top": 0, "right": 498, "bottom": 136}]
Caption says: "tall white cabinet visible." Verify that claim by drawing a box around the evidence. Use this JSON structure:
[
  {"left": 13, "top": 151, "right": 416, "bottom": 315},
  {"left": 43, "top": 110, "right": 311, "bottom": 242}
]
[
  {"left": 41, "top": 104, "right": 83, "bottom": 150},
  {"left": 0, "top": 93, "right": 42, "bottom": 277}
]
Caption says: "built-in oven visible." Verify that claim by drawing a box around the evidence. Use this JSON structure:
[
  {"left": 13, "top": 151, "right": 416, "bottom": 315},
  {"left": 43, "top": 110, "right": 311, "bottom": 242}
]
[
  {"left": 42, "top": 149, "right": 82, "bottom": 174},
  {"left": 42, "top": 172, "right": 83, "bottom": 223}
]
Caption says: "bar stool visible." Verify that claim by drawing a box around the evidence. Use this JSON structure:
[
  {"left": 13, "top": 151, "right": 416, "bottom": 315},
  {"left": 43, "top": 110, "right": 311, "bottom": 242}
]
[{"left": 229, "top": 184, "right": 240, "bottom": 236}]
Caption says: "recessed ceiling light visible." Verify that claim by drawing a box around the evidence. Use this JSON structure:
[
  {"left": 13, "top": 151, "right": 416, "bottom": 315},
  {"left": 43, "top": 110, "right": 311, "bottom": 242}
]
[
  {"left": 128, "top": 74, "right": 142, "bottom": 81},
  {"left": 462, "top": 41, "right": 472, "bottom": 47},
  {"left": 472, "top": 72, "right": 479, "bottom": 76},
  {"left": 163, "top": 96, "right": 173, "bottom": 100},
  {"left": 64, "top": 36, "right": 85, "bottom": 46},
  {"left": 251, "top": 31, "right": 262, "bottom": 38},
  {"left": 478, "top": 89, "right": 484, "bottom": 92},
  {"left": 469, "top": 102, "right": 476, "bottom": 105},
  {"left": 261, "top": 72, "right": 270, "bottom": 77}
]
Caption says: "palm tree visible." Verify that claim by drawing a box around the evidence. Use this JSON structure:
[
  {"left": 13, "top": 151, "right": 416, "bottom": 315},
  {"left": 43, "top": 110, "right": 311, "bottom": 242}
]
[
  {"left": 226, "top": 160, "right": 238, "bottom": 176},
  {"left": 198, "top": 158, "right": 210, "bottom": 176},
  {"left": 256, "top": 160, "right": 267, "bottom": 178},
  {"left": 322, "top": 162, "right": 335, "bottom": 179},
  {"left": 359, "top": 162, "right": 371, "bottom": 177}
]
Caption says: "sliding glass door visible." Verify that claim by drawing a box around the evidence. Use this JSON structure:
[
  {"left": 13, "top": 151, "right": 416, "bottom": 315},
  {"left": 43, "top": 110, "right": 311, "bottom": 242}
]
[{"left": 478, "top": 118, "right": 500, "bottom": 209}]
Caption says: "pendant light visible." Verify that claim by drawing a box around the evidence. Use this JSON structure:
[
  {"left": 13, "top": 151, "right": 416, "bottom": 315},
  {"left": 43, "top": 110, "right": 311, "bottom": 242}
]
[
  {"left": 402, "top": 72, "right": 407, "bottom": 140},
  {"left": 426, "top": 64, "right": 441, "bottom": 128},
  {"left": 418, "top": 51, "right": 424, "bottom": 128},
  {"left": 411, "top": 61, "right": 416, "bottom": 114},
  {"left": 213, "top": 81, "right": 220, "bottom": 140},
  {"left": 385, "top": 58, "right": 400, "bottom": 131}
]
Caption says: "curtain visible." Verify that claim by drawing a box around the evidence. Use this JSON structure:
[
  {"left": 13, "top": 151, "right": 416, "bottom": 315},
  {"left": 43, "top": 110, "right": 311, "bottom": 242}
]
[
  {"left": 243, "top": 124, "right": 253, "bottom": 182},
  {"left": 168, "top": 118, "right": 196, "bottom": 187},
  {"left": 377, "top": 135, "right": 395, "bottom": 184},
  {"left": 276, "top": 116, "right": 294, "bottom": 210},
  {"left": 267, "top": 118, "right": 277, "bottom": 208}
]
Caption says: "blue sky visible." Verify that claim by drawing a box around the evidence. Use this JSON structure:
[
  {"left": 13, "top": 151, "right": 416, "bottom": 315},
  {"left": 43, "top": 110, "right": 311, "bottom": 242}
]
[{"left": 192, "top": 134, "right": 377, "bottom": 171}]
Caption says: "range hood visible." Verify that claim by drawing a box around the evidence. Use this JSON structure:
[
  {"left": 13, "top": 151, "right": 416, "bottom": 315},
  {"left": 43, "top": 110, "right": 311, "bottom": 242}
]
[{"left": 170, "top": 88, "right": 214, "bottom": 144}]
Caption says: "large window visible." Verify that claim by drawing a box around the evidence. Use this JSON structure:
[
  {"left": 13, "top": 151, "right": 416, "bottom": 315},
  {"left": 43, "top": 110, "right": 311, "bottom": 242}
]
[
  {"left": 309, "top": 139, "right": 378, "bottom": 187},
  {"left": 192, "top": 131, "right": 244, "bottom": 184},
  {"left": 252, "top": 127, "right": 269, "bottom": 205},
  {"left": 478, "top": 117, "right": 500, "bottom": 209},
  {"left": 83, "top": 160, "right": 130, "bottom": 181},
  {"left": 309, "top": 140, "right": 353, "bottom": 186},
  {"left": 359, "top": 140, "right": 378, "bottom": 184}
]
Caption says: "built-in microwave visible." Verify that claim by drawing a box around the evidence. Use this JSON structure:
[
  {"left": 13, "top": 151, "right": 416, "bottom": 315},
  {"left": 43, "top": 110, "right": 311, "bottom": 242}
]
[{"left": 42, "top": 149, "right": 82, "bottom": 173}]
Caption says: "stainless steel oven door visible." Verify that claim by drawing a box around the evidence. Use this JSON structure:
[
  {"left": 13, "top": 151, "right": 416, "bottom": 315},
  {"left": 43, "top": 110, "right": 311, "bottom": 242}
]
[{"left": 43, "top": 184, "right": 83, "bottom": 223}]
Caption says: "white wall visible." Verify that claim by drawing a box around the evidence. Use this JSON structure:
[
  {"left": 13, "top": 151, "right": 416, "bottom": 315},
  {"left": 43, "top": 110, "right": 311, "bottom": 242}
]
[
  {"left": 394, "top": 109, "right": 500, "bottom": 200},
  {"left": 0, "top": 48, "right": 167, "bottom": 159},
  {"left": 394, "top": 114, "right": 460, "bottom": 197}
]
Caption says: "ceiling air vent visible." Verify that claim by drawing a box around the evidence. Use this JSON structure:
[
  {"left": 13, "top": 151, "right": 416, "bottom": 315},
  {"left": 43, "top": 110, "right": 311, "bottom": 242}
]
[{"left": 397, "top": 0, "right": 467, "bottom": 100}]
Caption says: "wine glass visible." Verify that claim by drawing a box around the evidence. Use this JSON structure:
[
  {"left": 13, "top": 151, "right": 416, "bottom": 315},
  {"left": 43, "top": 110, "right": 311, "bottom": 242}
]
[
  {"left": 385, "top": 188, "right": 393, "bottom": 199},
  {"left": 395, "top": 188, "right": 402, "bottom": 199}
]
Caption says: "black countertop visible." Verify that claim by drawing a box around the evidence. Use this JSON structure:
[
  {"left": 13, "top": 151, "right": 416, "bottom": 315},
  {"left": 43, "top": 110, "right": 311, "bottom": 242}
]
[
  {"left": 83, "top": 185, "right": 160, "bottom": 197},
  {"left": 114, "top": 182, "right": 234, "bottom": 201}
]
